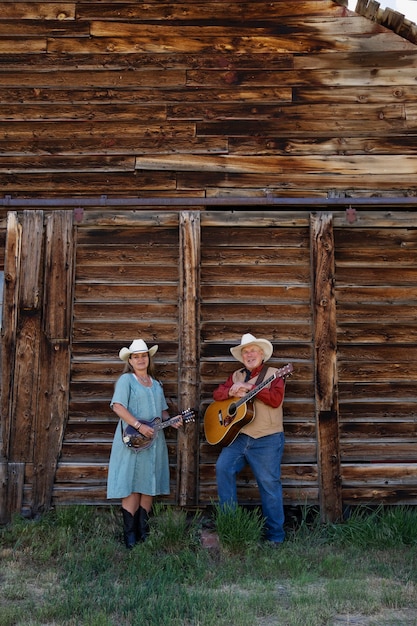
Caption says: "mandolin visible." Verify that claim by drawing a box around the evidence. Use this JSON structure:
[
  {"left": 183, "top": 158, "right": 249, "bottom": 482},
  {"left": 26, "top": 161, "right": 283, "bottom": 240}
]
[
  {"left": 203, "top": 364, "right": 293, "bottom": 447},
  {"left": 122, "top": 408, "right": 195, "bottom": 452}
]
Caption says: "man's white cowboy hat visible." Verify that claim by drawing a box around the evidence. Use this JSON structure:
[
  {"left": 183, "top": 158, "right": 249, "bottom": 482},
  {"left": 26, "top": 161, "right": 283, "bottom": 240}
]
[
  {"left": 119, "top": 339, "right": 158, "bottom": 362},
  {"left": 230, "top": 333, "right": 273, "bottom": 363}
]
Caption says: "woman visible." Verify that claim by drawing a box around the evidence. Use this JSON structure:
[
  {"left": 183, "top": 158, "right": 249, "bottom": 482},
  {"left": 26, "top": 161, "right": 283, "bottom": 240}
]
[{"left": 107, "top": 338, "right": 182, "bottom": 548}]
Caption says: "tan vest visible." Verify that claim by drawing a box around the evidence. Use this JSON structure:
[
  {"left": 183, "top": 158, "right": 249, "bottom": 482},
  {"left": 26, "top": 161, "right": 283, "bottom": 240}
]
[{"left": 232, "top": 366, "right": 284, "bottom": 439}]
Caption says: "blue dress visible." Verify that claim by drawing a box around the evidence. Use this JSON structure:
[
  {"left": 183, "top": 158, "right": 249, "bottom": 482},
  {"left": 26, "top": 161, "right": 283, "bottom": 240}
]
[{"left": 107, "top": 373, "right": 170, "bottom": 499}]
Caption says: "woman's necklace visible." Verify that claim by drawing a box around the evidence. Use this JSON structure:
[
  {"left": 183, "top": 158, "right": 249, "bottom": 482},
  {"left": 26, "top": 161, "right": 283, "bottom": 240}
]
[{"left": 135, "top": 373, "right": 151, "bottom": 386}]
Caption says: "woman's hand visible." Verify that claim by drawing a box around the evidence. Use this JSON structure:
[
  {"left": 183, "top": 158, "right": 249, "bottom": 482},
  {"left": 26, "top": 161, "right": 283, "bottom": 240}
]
[{"left": 171, "top": 416, "right": 183, "bottom": 429}]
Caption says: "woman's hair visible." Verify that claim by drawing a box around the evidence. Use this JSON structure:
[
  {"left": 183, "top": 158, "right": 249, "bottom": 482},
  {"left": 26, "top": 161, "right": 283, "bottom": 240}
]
[{"left": 123, "top": 353, "right": 156, "bottom": 378}]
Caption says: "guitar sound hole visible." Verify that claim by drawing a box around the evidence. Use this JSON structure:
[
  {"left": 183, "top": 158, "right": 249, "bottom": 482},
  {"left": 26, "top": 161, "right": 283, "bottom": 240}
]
[{"left": 228, "top": 403, "right": 237, "bottom": 417}]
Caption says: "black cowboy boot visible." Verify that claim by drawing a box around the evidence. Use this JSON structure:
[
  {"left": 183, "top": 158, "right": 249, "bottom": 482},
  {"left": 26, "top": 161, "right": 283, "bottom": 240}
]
[
  {"left": 138, "top": 506, "right": 150, "bottom": 542},
  {"left": 122, "top": 508, "right": 137, "bottom": 549}
]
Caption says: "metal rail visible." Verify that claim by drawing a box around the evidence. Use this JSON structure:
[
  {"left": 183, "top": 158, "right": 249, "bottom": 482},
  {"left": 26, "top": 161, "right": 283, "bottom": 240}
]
[{"left": 1, "top": 195, "right": 417, "bottom": 207}]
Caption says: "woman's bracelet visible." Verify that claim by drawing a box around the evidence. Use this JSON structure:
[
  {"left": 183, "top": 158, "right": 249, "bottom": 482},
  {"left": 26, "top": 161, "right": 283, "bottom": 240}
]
[{"left": 134, "top": 420, "right": 141, "bottom": 431}]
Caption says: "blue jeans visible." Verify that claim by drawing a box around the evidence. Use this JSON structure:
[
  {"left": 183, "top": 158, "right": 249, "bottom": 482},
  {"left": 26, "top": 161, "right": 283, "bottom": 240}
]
[{"left": 216, "top": 432, "right": 285, "bottom": 543}]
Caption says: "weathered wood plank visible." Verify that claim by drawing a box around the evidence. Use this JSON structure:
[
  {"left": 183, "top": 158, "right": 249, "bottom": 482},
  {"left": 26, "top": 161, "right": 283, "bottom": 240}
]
[
  {"left": 295, "top": 50, "right": 417, "bottom": 71},
  {"left": 230, "top": 135, "right": 417, "bottom": 156},
  {"left": 336, "top": 286, "right": 417, "bottom": 304},
  {"left": 74, "top": 303, "right": 179, "bottom": 321},
  {"left": 0, "top": 213, "right": 21, "bottom": 461},
  {"left": 295, "top": 85, "right": 417, "bottom": 104},
  {"left": 202, "top": 248, "right": 309, "bottom": 265},
  {"left": 0, "top": 156, "right": 136, "bottom": 172},
  {"left": 72, "top": 321, "right": 180, "bottom": 342},
  {"left": 337, "top": 324, "right": 417, "bottom": 342},
  {"left": 342, "top": 464, "right": 417, "bottom": 485},
  {"left": 202, "top": 225, "right": 310, "bottom": 245},
  {"left": 0, "top": 121, "right": 193, "bottom": 141},
  {"left": 75, "top": 265, "right": 179, "bottom": 282},
  {"left": 342, "top": 487, "right": 417, "bottom": 505},
  {"left": 180, "top": 170, "right": 417, "bottom": 190},
  {"left": 76, "top": 224, "right": 179, "bottom": 244},
  {"left": 0, "top": 40, "right": 47, "bottom": 54},
  {"left": 12, "top": 314, "right": 42, "bottom": 462},
  {"left": 0, "top": 172, "right": 178, "bottom": 194},
  {"left": 168, "top": 102, "right": 405, "bottom": 122},
  {"left": 187, "top": 67, "right": 417, "bottom": 88},
  {"left": 74, "top": 283, "right": 178, "bottom": 302},
  {"left": 0, "top": 85, "right": 293, "bottom": 102},
  {"left": 47, "top": 28, "right": 416, "bottom": 57},
  {"left": 201, "top": 265, "right": 311, "bottom": 283},
  {"left": 311, "top": 212, "right": 342, "bottom": 522},
  {"left": 171, "top": 212, "right": 199, "bottom": 505},
  {"left": 76, "top": 2, "right": 344, "bottom": 21},
  {"left": 201, "top": 323, "right": 313, "bottom": 342},
  {"left": 43, "top": 211, "right": 75, "bottom": 339},
  {"left": 20, "top": 211, "right": 43, "bottom": 310},
  {"left": 199, "top": 485, "right": 319, "bottom": 505},
  {"left": 75, "top": 249, "right": 178, "bottom": 267},
  {"left": 339, "top": 361, "right": 417, "bottom": 380},
  {"left": 341, "top": 442, "right": 417, "bottom": 461},
  {"left": 201, "top": 303, "right": 311, "bottom": 321},
  {"left": 0, "top": 5, "right": 76, "bottom": 20},
  {"left": 0, "top": 70, "right": 187, "bottom": 88},
  {"left": 201, "top": 285, "right": 311, "bottom": 303},
  {"left": 340, "top": 420, "right": 417, "bottom": 438},
  {"left": 0, "top": 104, "right": 167, "bottom": 122}
]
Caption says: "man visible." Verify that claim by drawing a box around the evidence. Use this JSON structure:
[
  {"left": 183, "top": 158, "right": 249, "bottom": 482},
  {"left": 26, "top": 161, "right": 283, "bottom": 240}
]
[{"left": 213, "top": 333, "right": 286, "bottom": 544}]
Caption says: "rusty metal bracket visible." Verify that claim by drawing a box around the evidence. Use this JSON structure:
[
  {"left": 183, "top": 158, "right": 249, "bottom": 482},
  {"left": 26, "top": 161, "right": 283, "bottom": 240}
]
[{"left": 346, "top": 206, "right": 357, "bottom": 223}]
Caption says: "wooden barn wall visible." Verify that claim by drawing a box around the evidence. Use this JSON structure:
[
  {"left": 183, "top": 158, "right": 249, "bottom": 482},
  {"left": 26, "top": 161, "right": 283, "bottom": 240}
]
[
  {"left": 334, "top": 219, "right": 417, "bottom": 504},
  {"left": 198, "top": 213, "right": 317, "bottom": 507},
  {"left": 2, "top": 1, "right": 417, "bottom": 200},
  {"left": 56, "top": 213, "right": 185, "bottom": 509},
  {"left": 2, "top": 209, "right": 417, "bottom": 523}
]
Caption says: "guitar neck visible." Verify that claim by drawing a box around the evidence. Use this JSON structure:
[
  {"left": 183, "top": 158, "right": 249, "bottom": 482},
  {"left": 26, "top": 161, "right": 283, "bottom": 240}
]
[
  {"left": 235, "top": 373, "right": 276, "bottom": 409},
  {"left": 154, "top": 415, "right": 181, "bottom": 433}
]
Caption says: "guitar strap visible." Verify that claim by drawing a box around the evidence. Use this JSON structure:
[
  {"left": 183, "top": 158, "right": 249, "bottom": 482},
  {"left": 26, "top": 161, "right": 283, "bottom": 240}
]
[
  {"left": 254, "top": 364, "right": 269, "bottom": 386},
  {"left": 241, "top": 364, "right": 269, "bottom": 385}
]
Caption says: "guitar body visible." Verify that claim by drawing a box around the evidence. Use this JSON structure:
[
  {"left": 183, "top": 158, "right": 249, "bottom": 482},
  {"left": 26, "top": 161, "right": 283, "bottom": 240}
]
[
  {"left": 204, "top": 399, "right": 254, "bottom": 446},
  {"left": 123, "top": 417, "right": 163, "bottom": 452},
  {"left": 203, "top": 363, "right": 293, "bottom": 447},
  {"left": 122, "top": 409, "right": 195, "bottom": 452}
]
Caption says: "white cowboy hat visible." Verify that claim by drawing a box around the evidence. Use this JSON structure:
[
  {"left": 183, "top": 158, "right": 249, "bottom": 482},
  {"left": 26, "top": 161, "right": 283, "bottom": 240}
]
[
  {"left": 119, "top": 339, "right": 158, "bottom": 362},
  {"left": 230, "top": 333, "right": 273, "bottom": 363}
]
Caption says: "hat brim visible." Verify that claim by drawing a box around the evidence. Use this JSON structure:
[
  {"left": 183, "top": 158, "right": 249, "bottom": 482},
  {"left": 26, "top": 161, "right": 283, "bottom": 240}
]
[
  {"left": 119, "top": 345, "right": 158, "bottom": 362},
  {"left": 230, "top": 339, "right": 273, "bottom": 363}
]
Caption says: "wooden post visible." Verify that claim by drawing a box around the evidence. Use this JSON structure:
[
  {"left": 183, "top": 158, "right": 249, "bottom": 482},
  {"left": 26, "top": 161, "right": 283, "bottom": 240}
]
[
  {"left": 177, "top": 211, "right": 200, "bottom": 506},
  {"left": 32, "top": 211, "right": 74, "bottom": 514},
  {"left": 0, "top": 212, "right": 22, "bottom": 523},
  {"left": 310, "top": 212, "right": 343, "bottom": 523}
]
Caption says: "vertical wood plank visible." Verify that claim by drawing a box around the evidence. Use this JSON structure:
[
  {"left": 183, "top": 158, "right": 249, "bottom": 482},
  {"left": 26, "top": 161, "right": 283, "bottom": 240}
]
[
  {"left": 310, "top": 212, "right": 343, "bottom": 523},
  {"left": 43, "top": 210, "right": 75, "bottom": 340},
  {"left": 177, "top": 211, "right": 200, "bottom": 506},
  {"left": 0, "top": 213, "right": 21, "bottom": 461},
  {"left": 0, "top": 212, "right": 22, "bottom": 523},
  {"left": 20, "top": 210, "right": 43, "bottom": 310},
  {"left": 9, "top": 212, "right": 44, "bottom": 466},
  {"left": 32, "top": 211, "right": 75, "bottom": 514}
]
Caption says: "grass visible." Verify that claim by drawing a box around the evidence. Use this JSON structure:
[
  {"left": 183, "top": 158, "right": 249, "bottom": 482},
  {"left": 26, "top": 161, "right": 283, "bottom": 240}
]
[{"left": 1, "top": 504, "right": 417, "bottom": 626}]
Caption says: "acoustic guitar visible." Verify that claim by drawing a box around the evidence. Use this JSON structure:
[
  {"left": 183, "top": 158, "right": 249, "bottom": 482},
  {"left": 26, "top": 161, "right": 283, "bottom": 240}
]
[
  {"left": 122, "top": 408, "right": 195, "bottom": 452},
  {"left": 203, "top": 363, "right": 293, "bottom": 447}
]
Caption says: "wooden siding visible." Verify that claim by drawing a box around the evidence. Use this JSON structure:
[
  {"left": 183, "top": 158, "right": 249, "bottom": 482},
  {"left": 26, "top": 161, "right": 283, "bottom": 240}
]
[
  {"left": 199, "top": 214, "right": 316, "bottom": 506},
  {"left": 1, "top": 209, "right": 417, "bottom": 522},
  {"left": 1, "top": 1, "right": 417, "bottom": 200}
]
